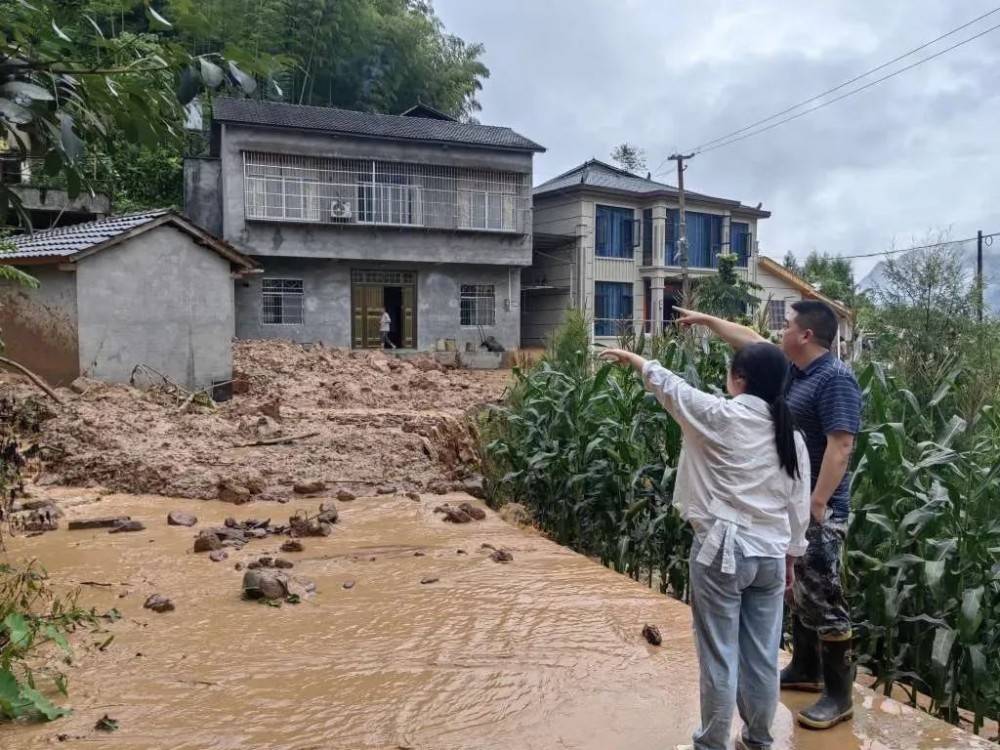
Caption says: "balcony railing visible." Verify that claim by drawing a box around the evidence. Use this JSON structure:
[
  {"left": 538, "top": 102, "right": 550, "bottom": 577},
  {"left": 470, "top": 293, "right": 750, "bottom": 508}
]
[{"left": 242, "top": 152, "right": 531, "bottom": 234}]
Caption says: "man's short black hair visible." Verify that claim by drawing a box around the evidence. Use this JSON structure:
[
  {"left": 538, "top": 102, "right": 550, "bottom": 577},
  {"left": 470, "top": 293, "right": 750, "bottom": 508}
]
[{"left": 790, "top": 300, "right": 838, "bottom": 349}]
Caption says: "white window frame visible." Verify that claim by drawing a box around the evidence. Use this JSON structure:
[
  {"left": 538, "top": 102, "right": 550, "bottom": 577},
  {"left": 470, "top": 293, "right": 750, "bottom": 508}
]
[
  {"left": 356, "top": 179, "right": 424, "bottom": 227},
  {"left": 460, "top": 284, "right": 496, "bottom": 327},
  {"left": 458, "top": 189, "right": 516, "bottom": 232},
  {"left": 767, "top": 299, "right": 787, "bottom": 330},
  {"left": 261, "top": 279, "right": 305, "bottom": 326}
]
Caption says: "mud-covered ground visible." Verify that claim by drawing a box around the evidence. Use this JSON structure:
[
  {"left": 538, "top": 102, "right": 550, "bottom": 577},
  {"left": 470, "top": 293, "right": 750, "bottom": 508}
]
[{"left": 2, "top": 341, "right": 510, "bottom": 502}]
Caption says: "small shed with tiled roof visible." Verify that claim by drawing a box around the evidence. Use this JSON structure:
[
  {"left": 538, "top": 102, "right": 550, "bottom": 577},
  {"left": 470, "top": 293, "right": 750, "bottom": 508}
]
[{"left": 0, "top": 209, "right": 257, "bottom": 388}]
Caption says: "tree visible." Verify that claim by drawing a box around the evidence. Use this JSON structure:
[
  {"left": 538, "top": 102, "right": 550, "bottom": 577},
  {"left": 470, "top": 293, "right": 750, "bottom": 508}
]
[
  {"left": 610, "top": 143, "right": 646, "bottom": 174},
  {"left": 694, "top": 253, "right": 762, "bottom": 320},
  {"left": 783, "top": 251, "right": 801, "bottom": 275},
  {"left": 0, "top": 0, "right": 259, "bottom": 224}
]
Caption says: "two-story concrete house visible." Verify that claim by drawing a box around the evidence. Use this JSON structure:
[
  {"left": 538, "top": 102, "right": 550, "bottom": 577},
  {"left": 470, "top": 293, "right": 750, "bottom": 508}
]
[
  {"left": 523, "top": 159, "right": 772, "bottom": 346},
  {"left": 184, "top": 99, "right": 544, "bottom": 352}
]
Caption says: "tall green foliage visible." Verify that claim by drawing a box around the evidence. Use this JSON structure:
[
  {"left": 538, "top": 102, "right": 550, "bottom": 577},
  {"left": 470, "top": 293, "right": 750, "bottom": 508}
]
[{"left": 694, "top": 252, "right": 761, "bottom": 321}]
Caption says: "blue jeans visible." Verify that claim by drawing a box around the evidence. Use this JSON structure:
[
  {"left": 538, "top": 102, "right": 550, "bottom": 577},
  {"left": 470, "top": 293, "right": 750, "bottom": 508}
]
[{"left": 689, "top": 539, "right": 785, "bottom": 750}]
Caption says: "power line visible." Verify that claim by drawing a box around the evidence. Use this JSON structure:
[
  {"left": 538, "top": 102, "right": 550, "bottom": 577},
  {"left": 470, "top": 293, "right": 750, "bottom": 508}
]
[
  {"left": 689, "top": 7, "right": 1000, "bottom": 155},
  {"left": 687, "top": 19, "right": 1000, "bottom": 156},
  {"left": 827, "top": 231, "right": 1000, "bottom": 261}
]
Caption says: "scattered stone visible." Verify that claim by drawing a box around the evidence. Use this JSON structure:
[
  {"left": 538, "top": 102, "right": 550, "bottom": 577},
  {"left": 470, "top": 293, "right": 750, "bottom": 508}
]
[
  {"left": 457, "top": 549, "right": 467, "bottom": 555},
  {"left": 224, "top": 517, "right": 238, "bottom": 528},
  {"left": 461, "top": 475, "right": 486, "bottom": 499},
  {"left": 246, "top": 528, "right": 269, "bottom": 539},
  {"left": 247, "top": 561, "right": 261, "bottom": 570},
  {"left": 235, "top": 562, "right": 245, "bottom": 571},
  {"left": 289, "top": 513, "right": 334, "bottom": 537},
  {"left": 642, "top": 624, "right": 662, "bottom": 646},
  {"left": 376, "top": 484, "right": 397, "bottom": 495},
  {"left": 242, "top": 569, "right": 288, "bottom": 601},
  {"left": 414, "top": 551, "right": 426, "bottom": 557},
  {"left": 69, "top": 376, "right": 99, "bottom": 395},
  {"left": 143, "top": 594, "right": 174, "bottom": 613},
  {"left": 427, "top": 480, "right": 449, "bottom": 495},
  {"left": 280, "top": 539, "right": 304, "bottom": 553},
  {"left": 420, "top": 576, "right": 439, "bottom": 585},
  {"left": 209, "top": 550, "right": 229, "bottom": 562},
  {"left": 258, "top": 556, "right": 274, "bottom": 567},
  {"left": 293, "top": 478, "right": 327, "bottom": 495},
  {"left": 193, "top": 531, "right": 223, "bottom": 553},
  {"left": 405, "top": 491, "right": 421, "bottom": 502},
  {"left": 109, "top": 520, "right": 146, "bottom": 533},
  {"left": 259, "top": 395, "right": 282, "bottom": 421},
  {"left": 68, "top": 516, "right": 130, "bottom": 530},
  {"left": 481, "top": 543, "right": 496, "bottom": 551},
  {"left": 336, "top": 489, "right": 356, "bottom": 502},
  {"left": 490, "top": 548, "right": 514, "bottom": 564},
  {"left": 94, "top": 715, "right": 119, "bottom": 732},
  {"left": 458, "top": 502, "right": 486, "bottom": 521},
  {"left": 218, "top": 480, "right": 252, "bottom": 505},
  {"left": 285, "top": 576, "right": 317, "bottom": 599},
  {"left": 317, "top": 502, "right": 339, "bottom": 524},
  {"left": 273, "top": 558, "right": 294, "bottom": 569},
  {"left": 434, "top": 504, "right": 472, "bottom": 523},
  {"left": 343, "top": 579, "right": 356, "bottom": 590},
  {"left": 167, "top": 511, "right": 198, "bottom": 527},
  {"left": 499, "top": 502, "right": 533, "bottom": 527}
]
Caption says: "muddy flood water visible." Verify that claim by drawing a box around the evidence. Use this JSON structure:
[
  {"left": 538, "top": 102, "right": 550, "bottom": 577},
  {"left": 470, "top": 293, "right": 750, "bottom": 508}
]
[{"left": 3, "top": 490, "right": 992, "bottom": 750}]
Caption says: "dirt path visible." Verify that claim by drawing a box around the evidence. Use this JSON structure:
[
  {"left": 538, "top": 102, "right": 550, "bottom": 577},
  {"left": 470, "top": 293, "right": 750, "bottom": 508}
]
[{"left": 2, "top": 488, "right": 992, "bottom": 750}]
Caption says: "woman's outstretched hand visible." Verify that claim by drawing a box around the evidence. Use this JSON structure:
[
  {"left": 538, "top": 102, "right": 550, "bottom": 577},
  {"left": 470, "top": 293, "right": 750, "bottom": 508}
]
[{"left": 598, "top": 349, "right": 647, "bottom": 372}]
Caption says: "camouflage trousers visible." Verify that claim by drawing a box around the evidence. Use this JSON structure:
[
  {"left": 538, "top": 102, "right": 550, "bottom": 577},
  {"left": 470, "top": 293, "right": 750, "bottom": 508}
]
[{"left": 791, "top": 517, "right": 852, "bottom": 640}]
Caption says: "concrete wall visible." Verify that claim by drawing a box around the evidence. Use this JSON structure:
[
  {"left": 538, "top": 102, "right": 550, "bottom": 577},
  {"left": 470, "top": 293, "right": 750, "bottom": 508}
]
[
  {"left": 236, "top": 257, "right": 521, "bottom": 351},
  {"left": 214, "top": 124, "right": 534, "bottom": 267},
  {"left": 76, "top": 225, "right": 235, "bottom": 389},
  {"left": 0, "top": 265, "right": 79, "bottom": 386},
  {"left": 521, "top": 198, "right": 582, "bottom": 347},
  {"left": 183, "top": 157, "right": 222, "bottom": 236}
]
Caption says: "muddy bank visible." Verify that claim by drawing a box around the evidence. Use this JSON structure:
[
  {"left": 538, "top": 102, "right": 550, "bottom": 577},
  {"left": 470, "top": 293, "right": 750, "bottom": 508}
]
[
  {"left": 2, "top": 488, "right": 991, "bottom": 750},
  {"left": 2, "top": 341, "right": 508, "bottom": 500}
]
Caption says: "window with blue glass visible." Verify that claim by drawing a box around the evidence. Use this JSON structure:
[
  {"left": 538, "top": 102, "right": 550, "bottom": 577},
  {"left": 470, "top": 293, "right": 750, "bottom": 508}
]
[
  {"left": 595, "top": 205, "right": 635, "bottom": 258},
  {"left": 665, "top": 211, "right": 721, "bottom": 267},
  {"left": 594, "top": 281, "right": 633, "bottom": 336},
  {"left": 642, "top": 208, "right": 653, "bottom": 265},
  {"left": 730, "top": 221, "right": 750, "bottom": 267}
]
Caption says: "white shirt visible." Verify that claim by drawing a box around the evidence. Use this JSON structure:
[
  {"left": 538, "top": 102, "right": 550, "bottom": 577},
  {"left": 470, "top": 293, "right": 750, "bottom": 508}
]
[
  {"left": 379, "top": 312, "right": 391, "bottom": 332},
  {"left": 642, "top": 361, "right": 810, "bottom": 573}
]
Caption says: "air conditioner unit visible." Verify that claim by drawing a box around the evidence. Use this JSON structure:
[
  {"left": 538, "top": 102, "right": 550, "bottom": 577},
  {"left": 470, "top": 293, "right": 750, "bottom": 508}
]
[{"left": 330, "top": 199, "right": 353, "bottom": 222}]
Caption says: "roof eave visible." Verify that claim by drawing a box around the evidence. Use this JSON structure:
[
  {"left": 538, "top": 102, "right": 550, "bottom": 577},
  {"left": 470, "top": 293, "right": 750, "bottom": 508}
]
[
  {"left": 215, "top": 119, "right": 546, "bottom": 154},
  {"left": 534, "top": 183, "right": 768, "bottom": 216}
]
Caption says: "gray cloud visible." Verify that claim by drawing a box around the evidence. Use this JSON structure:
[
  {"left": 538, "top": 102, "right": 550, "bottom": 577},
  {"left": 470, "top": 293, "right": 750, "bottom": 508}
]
[{"left": 434, "top": 0, "right": 1000, "bottom": 277}]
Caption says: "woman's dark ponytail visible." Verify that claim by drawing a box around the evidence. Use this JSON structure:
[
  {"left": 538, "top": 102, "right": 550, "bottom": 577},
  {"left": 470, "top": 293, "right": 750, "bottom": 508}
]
[{"left": 731, "top": 343, "right": 800, "bottom": 480}]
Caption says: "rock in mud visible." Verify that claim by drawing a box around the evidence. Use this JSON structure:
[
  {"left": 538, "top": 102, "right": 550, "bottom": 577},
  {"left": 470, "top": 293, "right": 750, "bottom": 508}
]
[
  {"left": 193, "top": 530, "right": 223, "bottom": 553},
  {"left": 458, "top": 502, "right": 486, "bottom": 521},
  {"left": 289, "top": 515, "right": 333, "bottom": 537},
  {"left": 109, "top": 520, "right": 146, "bottom": 533},
  {"left": 167, "top": 511, "right": 198, "bottom": 527},
  {"left": 343, "top": 579, "right": 356, "bottom": 590},
  {"left": 427, "top": 479, "right": 449, "bottom": 495},
  {"left": 273, "top": 558, "right": 294, "bottom": 569},
  {"left": 434, "top": 504, "right": 472, "bottom": 523},
  {"left": 317, "top": 502, "right": 339, "bottom": 524},
  {"left": 68, "top": 516, "right": 130, "bottom": 530},
  {"left": 209, "top": 550, "right": 229, "bottom": 562},
  {"left": 69, "top": 376, "right": 100, "bottom": 395},
  {"left": 285, "top": 575, "right": 317, "bottom": 599},
  {"left": 280, "top": 539, "right": 304, "bottom": 553},
  {"left": 642, "top": 624, "right": 662, "bottom": 646},
  {"left": 376, "top": 484, "right": 397, "bottom": 495},
  {"left": 489, "top": 548, "right": 514, "bottom": 563},
  {"left": 336, "top": 489, "right": 356, "bottom": 502},
  {"left": 414, "top": 551, "right": 426, "bottom": 557},
  {"left": 218, "top": 480, "right": 252, "bottom": 505},
  {"left": 406, "top": 491, "right": 421, "bottom": 502},
  {"left": 293, "top": 478, "right": 327, "bottom": 495},
  {"left": 460, "top": 475, "right": 486, "bottom": 499},
  {"left": 498, "top": 502, "right": 532, "bottom": 527},
  {"left": 143, "top": 594, "right": 174, "bottom": 613},
  {"left": 253, "top": 415, "right": 283, "bottom": 441},
  {"left": 242, "top": 569, "right": 288, "bottom": 601},
  {"left": 420, "top": 576, "right": 439, "bottom": 585}
]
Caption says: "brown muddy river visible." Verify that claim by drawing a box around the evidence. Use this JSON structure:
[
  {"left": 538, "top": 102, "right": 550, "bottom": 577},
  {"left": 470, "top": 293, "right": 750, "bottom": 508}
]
[{"left": 2, "top": 490, "right": 991, "bottom": 750}]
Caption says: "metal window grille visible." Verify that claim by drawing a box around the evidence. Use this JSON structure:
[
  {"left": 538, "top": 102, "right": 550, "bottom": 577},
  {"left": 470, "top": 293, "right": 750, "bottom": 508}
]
[
  {"left": 262, "top": 279, "right": 304, "bottom": 325},
  {"left": 767, "top": 300, "right": 786, "bottom": 330},
  {"left": 460, "top": 284, "right": 496, "bottom": 326},
  {"left": 243, "top": 152, "right": 529, "bottom": 233}
]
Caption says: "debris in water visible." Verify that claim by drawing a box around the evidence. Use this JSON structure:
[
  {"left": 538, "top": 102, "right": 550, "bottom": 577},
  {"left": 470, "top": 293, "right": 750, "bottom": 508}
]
[
  {"left": 457, "top": 549, "right": 467, "bottom": 555},
  {"left": 68, "top": 516, "right": 130, "bottom": 530},
  {"left": 317, "top": 501, "right": 339, "bottom": 524},
  {"left": 94, "top": 715, "right": 119, "bottom": 732},
  {"left": 458, "top": 501, "right": 486, "bottom": 521},
  {"left": 167, "top": 511, "right": 198, "bottom": 527},
  {"left": 642, "top": 624, "right": 662, "bottom": 646},
  {"left": 209, "top": 550, "right": 228, "bottom": 562},
  {"left": 414, "top": 551, "right": 425, "bottom": 557},
  {"left": 217, "top": 479, "right": 252, "bottom": 504},
  {"left": 499, "top": 502, "right": 533, "bottom": 527},
  {"left": 434, "top": 504, "right": 472, "bottom": 523},
  {"left": 193, "top": 530, "right": 223, "bottom": 553},
  {"left": 242, "top": 569, "right": 288, "bottom": 600},
  {"left": 336, "top": 489, "right": 356, "bottom": 502},
  {"left": 490, "top": 548, "right": 514, "bottom": 563},
  {"left": 281, "top": 539, "right": 304, "bottom": 553},
  {"left": 273, "top": 558, "right": 294, "bottom": 569},
  {"left": 406, "top": 491, "right": 421, "bottom": 501},
  {"left": 377, "top": 484, "right": 397, "bottom": 495},
  {"left": 293, "top": 478, "right": 327, "bottom": 495},
  {"left": 343, "top": 579, "right": 356, "bottom": 590},
  {"left": 109, "top": 520, "right": 146, "bottom": 533},
  {"left": 420, "top": 576, "right": 439, "bottom": 585},
  {"left": 143, "top": 594, "right": 174, "bottom": 613}
]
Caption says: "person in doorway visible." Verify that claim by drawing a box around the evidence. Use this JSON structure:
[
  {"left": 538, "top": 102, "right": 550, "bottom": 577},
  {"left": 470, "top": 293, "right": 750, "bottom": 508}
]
[
  {"left": 379, "top": 308, "right": 396, "bottom": 350},
  {"left": 600, "top": 343, "right": 810, "bottom": 750},
  {"left": 673, "top": 301, "right": 863, "bottom": 731}
]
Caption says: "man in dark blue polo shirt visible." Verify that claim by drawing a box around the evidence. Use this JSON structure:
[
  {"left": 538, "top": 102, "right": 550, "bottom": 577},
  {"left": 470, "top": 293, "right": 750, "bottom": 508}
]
[{"left": 674, "top": 300, "right": 862, "bottom": 731}]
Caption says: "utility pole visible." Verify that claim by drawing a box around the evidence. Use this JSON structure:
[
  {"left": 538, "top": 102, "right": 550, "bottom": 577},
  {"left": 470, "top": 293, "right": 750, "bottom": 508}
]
[
  {"left": 977, "top": 229, "right": 984, "bottom": 323},
  {"left": 669, "top": 152, "right": 695, "bottom": 304}
]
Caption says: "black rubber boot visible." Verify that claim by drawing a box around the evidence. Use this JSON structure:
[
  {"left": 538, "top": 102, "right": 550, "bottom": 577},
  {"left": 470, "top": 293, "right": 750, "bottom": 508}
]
[
  {"left": 780, "top": 617, "right": 823, "bottom": 692},
  {"left": 797, "top": 637, "right": 855, "bottom": 729}
]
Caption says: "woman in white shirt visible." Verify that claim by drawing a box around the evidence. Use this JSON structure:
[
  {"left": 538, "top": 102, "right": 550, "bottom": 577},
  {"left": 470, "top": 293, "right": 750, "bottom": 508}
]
[{"left": 601, "top": 342, "right": 810, "bottom": 750}]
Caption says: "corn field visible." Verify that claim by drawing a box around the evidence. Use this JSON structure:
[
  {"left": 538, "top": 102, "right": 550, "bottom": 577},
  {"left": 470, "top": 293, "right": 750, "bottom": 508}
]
[{"left": 482, "top": 313, "right": 1000, "bottom": 734}]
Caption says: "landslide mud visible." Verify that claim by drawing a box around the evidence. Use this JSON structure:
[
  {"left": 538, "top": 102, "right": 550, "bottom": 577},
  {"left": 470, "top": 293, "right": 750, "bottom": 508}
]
[
  {"left": 2, "top": 489, "right": 991, "bottom": 750},
  {"left": 4, "top": 341, "right": 507, "bottom": 500}
]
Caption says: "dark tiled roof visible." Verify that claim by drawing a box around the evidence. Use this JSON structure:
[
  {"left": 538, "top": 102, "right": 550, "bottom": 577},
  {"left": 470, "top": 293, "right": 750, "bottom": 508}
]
[
  {"left": 213, "top": 98, "right": 545, "bottom": 153},
  {"left": 534, "top": 159, "right": 769, "bottom": 216},
  {"left": 7, "top": 210, "right": 169, "bottom": 259}
]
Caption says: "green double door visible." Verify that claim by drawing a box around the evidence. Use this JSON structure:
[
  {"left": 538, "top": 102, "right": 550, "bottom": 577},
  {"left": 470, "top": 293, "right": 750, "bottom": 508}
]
[{"left": 351, "top": 276, "right": 416, "bottom": 349}]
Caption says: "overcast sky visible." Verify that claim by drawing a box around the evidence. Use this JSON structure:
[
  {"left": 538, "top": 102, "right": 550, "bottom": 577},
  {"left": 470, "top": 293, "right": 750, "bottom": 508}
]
[{"left": 433, "top": 0, "right": 1000, "bottom": 277}]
